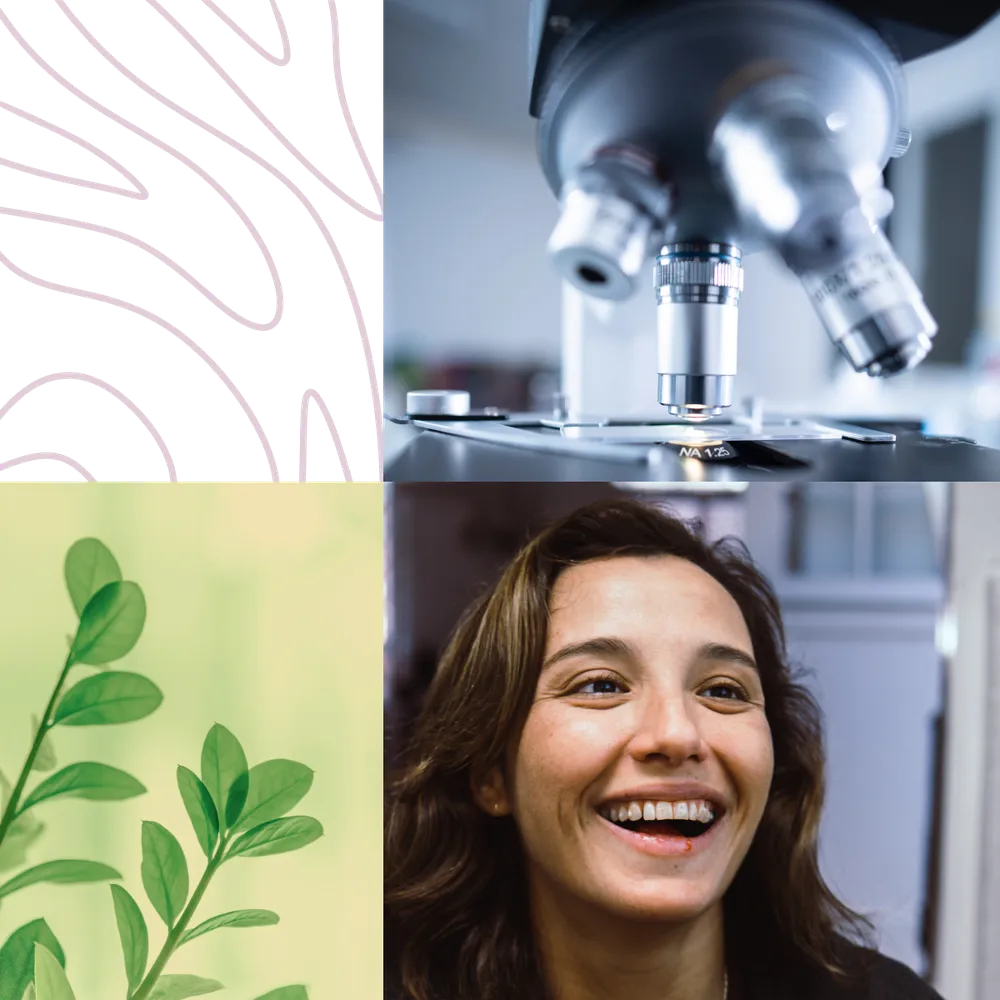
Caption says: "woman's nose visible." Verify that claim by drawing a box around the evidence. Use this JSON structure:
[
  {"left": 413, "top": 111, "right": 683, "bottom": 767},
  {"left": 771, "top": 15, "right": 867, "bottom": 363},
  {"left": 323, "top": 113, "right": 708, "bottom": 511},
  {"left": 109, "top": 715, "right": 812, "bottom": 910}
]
[{"left": 627, "top": 693, "right": 706, "bottom": 764}]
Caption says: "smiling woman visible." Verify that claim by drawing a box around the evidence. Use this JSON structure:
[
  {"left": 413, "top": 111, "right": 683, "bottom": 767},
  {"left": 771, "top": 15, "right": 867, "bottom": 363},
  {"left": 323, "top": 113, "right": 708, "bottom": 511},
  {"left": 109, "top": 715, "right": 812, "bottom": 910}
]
[{"left": 383, "top": 498, "right": 942, "bottom": 1000}]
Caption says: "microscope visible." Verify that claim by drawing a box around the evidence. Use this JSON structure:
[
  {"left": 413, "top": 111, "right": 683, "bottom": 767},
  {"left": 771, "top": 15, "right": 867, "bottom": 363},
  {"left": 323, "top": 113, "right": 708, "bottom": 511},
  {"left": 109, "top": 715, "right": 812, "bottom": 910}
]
[{"left": 388, "top": 0, "right": 1000, "bottom": 482}]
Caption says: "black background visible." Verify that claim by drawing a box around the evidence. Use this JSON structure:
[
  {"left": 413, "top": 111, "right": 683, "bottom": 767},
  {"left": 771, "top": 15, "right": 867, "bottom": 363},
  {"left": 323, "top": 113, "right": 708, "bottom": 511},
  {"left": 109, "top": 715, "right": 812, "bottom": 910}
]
[{"left": 0, "top": 0, "right": 382, "bottom": 479}]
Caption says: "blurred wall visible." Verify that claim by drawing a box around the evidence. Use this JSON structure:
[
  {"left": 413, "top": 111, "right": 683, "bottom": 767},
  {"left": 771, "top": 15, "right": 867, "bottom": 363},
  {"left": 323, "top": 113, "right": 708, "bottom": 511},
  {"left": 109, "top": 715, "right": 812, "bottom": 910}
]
[
  {"left": 385, "top": 131, "right": 562, "bottom": 366},
  {"left": 935, "top": 482, "right": 1000, "bottom": 1000}
]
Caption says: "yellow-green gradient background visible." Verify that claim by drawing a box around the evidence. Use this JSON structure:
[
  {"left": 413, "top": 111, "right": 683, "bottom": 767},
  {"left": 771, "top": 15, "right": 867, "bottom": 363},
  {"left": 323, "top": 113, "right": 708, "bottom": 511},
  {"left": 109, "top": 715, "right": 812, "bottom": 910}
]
[{"left": 0, "top": 485, "right": 382, "bottom": 998}]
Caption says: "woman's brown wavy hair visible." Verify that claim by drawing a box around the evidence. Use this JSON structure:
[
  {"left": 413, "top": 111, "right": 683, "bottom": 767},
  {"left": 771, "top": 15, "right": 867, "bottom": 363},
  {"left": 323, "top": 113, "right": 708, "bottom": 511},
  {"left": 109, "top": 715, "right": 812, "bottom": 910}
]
[{"left": 385, "top": 498, "right": 873, "bottom": 999}]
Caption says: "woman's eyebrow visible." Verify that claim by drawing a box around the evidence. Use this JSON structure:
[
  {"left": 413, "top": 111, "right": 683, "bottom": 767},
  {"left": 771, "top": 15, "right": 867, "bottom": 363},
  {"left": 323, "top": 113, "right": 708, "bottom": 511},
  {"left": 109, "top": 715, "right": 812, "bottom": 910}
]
[
  {"left": 541, "top": 636, "right": 640, "bottom": 673},
  {"left": 699, "top": 642, "right": 758, "bottom": 672}
]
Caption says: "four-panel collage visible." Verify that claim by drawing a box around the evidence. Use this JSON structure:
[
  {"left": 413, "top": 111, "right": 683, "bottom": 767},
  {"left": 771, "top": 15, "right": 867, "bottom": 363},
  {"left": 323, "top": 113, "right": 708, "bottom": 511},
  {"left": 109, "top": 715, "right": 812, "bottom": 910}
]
[
  {"left": 0, "top": 2, "right": 1000, "bottom": 1000},
  {"left": 383, "top": 2, "right": 1000, "bottom": 999}
]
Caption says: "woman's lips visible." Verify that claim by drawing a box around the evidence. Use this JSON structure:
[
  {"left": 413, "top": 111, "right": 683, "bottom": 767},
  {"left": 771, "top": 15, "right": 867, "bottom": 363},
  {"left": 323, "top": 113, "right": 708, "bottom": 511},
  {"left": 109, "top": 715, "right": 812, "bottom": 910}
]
[{"left": 597, "top": 810, "right": 727, "bottom": 858}]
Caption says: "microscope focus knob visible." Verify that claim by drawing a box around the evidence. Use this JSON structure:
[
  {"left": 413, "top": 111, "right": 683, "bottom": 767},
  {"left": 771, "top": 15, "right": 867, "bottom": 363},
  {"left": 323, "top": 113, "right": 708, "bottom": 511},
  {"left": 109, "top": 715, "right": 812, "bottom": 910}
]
[{"left": 405, "top": 390, "right": 471, "bottom": 418}]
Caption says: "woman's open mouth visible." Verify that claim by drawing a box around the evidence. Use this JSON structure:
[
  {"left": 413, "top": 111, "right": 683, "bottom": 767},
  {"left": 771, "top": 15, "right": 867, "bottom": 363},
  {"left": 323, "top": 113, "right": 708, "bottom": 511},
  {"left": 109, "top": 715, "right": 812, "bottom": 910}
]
[{"left": 595, "top": 798, "right": 726, "bottom": 857}]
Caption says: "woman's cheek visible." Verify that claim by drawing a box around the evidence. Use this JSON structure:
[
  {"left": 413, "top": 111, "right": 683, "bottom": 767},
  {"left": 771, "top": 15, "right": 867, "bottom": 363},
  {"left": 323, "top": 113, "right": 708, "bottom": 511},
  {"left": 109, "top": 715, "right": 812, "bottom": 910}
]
[{"left": 517, "top": 705, "right": 628, "bottom": 790}]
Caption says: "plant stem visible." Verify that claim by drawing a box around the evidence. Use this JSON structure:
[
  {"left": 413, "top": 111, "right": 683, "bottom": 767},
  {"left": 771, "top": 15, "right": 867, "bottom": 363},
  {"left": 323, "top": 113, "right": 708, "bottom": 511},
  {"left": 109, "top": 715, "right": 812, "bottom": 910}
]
[
  {"left": 131, "top": 839, "right": 228, "bottom": 1000},
  {"left": 0, "top": 652, "right": 74, "bottom": 846}
]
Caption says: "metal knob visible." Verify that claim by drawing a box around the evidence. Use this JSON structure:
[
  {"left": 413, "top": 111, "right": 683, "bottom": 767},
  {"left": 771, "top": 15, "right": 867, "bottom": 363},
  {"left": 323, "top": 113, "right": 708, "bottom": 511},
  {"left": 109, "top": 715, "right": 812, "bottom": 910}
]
[
  {"left": 405, "top": 390, "right": 471, "bottom": 417},
  {"left": 890, "top": 127, "right": 912, "bottom": 158}
]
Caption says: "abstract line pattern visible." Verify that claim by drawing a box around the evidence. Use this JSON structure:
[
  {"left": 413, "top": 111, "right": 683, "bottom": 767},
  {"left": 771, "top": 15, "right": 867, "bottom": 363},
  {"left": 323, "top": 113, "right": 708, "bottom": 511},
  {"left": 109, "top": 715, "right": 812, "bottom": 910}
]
[{"left": 0, "top": 0, "right": 383, "bottom": 480}]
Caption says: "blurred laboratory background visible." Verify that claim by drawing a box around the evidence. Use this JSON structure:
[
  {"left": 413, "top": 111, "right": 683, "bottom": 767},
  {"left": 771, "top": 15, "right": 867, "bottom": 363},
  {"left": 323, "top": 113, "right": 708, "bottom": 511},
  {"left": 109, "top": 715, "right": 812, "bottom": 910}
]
[
  {"left": 384, "top": 481, "right": 1000, "bottom": 1000},
  {"left": 385, "top": 0, "right": 1000, "bottom": 460}
]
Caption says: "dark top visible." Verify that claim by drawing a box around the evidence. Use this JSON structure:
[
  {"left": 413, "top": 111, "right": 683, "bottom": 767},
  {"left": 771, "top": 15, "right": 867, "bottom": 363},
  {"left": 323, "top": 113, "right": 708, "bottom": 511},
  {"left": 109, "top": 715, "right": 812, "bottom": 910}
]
[
  {"left": 734, "top": 947, "right": 944, "bottom": 1000},
  {"left": 385, "top": 945, "right": 944, "bottom": 999}
]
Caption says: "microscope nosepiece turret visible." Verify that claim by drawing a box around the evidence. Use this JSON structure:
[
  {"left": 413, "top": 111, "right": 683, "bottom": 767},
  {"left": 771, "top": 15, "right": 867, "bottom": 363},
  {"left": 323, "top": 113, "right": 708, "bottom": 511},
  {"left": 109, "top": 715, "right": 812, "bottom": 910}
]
[{"left": 532, "top": 0, "right": 948, "bottom": 419}]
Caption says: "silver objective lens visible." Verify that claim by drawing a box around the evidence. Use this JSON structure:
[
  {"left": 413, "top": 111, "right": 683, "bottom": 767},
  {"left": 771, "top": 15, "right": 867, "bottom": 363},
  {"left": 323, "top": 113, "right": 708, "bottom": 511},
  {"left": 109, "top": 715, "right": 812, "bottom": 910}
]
[
  {"left": 801, "top": 226, "right": 936, "bottom": 376},
  {"left": 710, "top": 74, "right": 936, "bottom": 376},
  {"left": 547, "top": 152, "right": 671, "bottom": 301},
  {"left": 656, "top": 243, "right": 743, "bottom": 420}
]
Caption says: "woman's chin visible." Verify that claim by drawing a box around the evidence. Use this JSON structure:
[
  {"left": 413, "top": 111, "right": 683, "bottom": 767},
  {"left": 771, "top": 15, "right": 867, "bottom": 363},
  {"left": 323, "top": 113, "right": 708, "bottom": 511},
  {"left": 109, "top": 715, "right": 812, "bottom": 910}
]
[{"left": 588, "top": 879, "right": 721, "bottom": 924}]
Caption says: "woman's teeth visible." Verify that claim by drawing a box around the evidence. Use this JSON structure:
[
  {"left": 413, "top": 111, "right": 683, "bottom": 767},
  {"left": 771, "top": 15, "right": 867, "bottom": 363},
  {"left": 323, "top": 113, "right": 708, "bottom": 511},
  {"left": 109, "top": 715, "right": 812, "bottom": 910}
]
[{"left": 600, "top": 799, "right": 716, "bottom": 824}]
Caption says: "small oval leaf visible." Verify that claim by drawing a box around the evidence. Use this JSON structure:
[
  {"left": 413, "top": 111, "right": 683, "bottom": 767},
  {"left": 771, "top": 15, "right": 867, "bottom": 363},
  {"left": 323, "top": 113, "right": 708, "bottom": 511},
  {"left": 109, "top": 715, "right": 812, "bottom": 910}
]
[
  {"left": 0, "top": 860, "right": 120, "bottom": 900},
  {"left": 34, "top": 943, "right": 76, "bottom": 1000},
  {"left": 227, "top": 816, "right": 323, "bottom": 860},
  {"left": 179, "top": 909, "right": 279, "bottom": 946},
  {"left": 254, "top": 990, "right": 308, "bottom": 1000},
  {"left": 65, "top": 538, "right": 122, "bottom": 617},
  {"left": 20, "top": 763, "right": 146, "bottom": 813},
  {"left": 234, "top": 760, "right": 314, "bottom": 834},
  {"left": 177, "top": 766, "right": 219, "bottom": 859},
  {"left": 54, "top": 672, "right": 163, "bottom": 726},
  {"left": 141, "top": 821, "right": 189, "bottom": 928},
  {"left": 70, "top": 581, "right": 146, "bottom": 666},
  {"left": 111, "top": 884, "right": 148, "bottom": 994},
  {"left": 200, "top": 725, "right": 248, "bottom": 830},
  {"left": 225, "top": 771, "right": 249, "bottom": 829},
  {"left": 147, "top": 976, "right": 223, "bottom": 1000},
  {"left": 0, "top": 920, "right": 65, "bottom": 1000}
]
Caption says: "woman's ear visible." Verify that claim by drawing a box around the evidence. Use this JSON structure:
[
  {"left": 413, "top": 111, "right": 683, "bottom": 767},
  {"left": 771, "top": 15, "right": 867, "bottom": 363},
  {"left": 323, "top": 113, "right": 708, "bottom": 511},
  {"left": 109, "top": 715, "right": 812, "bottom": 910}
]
[{"left": 471, "top": 765, "right": 512, "bottom": 816}]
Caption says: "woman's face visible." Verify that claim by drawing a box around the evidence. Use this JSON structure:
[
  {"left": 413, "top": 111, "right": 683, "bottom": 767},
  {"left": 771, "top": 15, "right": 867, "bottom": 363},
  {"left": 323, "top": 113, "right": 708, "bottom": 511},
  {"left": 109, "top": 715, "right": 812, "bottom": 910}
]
[{"left": 488, "top": 555, "right": 774, "bottom": 924}]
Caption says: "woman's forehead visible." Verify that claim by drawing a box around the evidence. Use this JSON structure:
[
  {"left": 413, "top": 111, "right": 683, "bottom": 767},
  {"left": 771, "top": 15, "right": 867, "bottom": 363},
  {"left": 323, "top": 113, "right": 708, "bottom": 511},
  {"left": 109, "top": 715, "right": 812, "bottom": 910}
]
[{"left": 546, "top": 555, "right": 751, "bottom": 650}]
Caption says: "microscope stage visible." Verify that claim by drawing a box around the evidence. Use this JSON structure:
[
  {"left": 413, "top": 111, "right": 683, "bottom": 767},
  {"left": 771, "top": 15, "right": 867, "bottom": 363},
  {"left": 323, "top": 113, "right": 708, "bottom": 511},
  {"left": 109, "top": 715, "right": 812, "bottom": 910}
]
[{"left": 386, "top": 412, "right": 1000, "bottom": 482}]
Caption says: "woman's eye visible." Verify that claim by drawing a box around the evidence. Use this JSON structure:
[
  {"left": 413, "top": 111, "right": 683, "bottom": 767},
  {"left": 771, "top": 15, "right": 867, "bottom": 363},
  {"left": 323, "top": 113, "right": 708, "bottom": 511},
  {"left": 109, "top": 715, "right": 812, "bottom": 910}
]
[
  {"left": 701, "top": 682, "right": 749, "bottom": 702},
  {"left": 573, "top": 677, "right": 625, "bottom": 696}
]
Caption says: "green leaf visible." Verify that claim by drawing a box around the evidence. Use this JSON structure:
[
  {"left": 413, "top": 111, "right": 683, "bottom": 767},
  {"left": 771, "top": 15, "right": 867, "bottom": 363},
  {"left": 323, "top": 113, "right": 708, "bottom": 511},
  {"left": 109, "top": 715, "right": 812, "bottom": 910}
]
[
  {"left": 141, "top": 821, "right": 189, "bottom": 928},
  {"left": 254, "top": 990, "right": 308, "bottom": 1000},
  {"left": 225, "top": 772, "right": 250, "bottom": 829},
  {"left": 70, "top": 581, "right": 146, "bottom": 666},
  {"left": 0, "top": 772, "right": 44, "bottom": 873},
  {"left": 0, "top": 860, "right": 120, "bottom": 900},
  {"left": 146, "top": 976, "right": 223, "bottom": 1000},
  {"left": 200, "top": 725, "right": 248, "bottom": 830},
  {"left": 234, "top": 760, "right": 314, "bottom": 834},
  {"left": 20, "top": 985, "right": 35, "bottom": 1000},
  {"left": 54, "top": 672, "right": 163, "bottom": 726},
  {"left": 110, "top": 884, "right": 148, "bottom": 993},
  {"left": 20, "top": 763, "right": 146, "bottom": 812},
  {"left": 64, "top": 538, "right": 121, "bottom": 617},
  {"left": 30, "top": 717, "right": 57, "bottom": 773},
  {"left": 0, "top": 920, "right": 64, "bottom": 1000},
  {"left": 33, "top": 943, "right": 75, "bottom": 1000},
  {"left": 177, "top": 767, "right": 219, "bottom": 859},
  {"left": 178, "top": 909, "right": 279, "bottom": 946},
  {"left": 227, "top": 816, "right": 323, "bottom": 860}
]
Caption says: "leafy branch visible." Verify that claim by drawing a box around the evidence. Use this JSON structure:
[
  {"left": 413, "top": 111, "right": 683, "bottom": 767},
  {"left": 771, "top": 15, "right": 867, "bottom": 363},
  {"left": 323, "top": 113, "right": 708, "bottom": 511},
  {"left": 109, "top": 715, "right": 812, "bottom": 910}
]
[
  {"left": 118, "top": 724, "right": 321, "bottom": 1000},
  {"left": 0, "top": 539, "right": 159, "bottom": 917},
  {"left": 0, "top": 541, "right": 320, "bottom": 1000}
]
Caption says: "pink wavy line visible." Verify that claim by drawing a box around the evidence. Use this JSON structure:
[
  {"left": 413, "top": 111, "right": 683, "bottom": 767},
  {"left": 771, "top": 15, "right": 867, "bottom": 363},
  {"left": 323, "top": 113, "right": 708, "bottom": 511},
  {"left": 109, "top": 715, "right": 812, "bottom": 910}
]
[
  {"left": 55, "top": 0, "right": 382, "bottom": 479},
  {"left": 0, "top": 369, "right": 179, "bottom": 482},
  {"left": 298, "top": 386, "right": 354, "bottom": 482},
  {"left": 201, "top": 0, "right": 292, "bottom": 69},
  {"left": 0, "top": 451, "right": 97, "bottom": 483},
  {"left": 0, "top": 240, "right": 281, "bottom": 481},
  {"left": 0, "top": 0, "right": 374, "bottom": 479}
]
